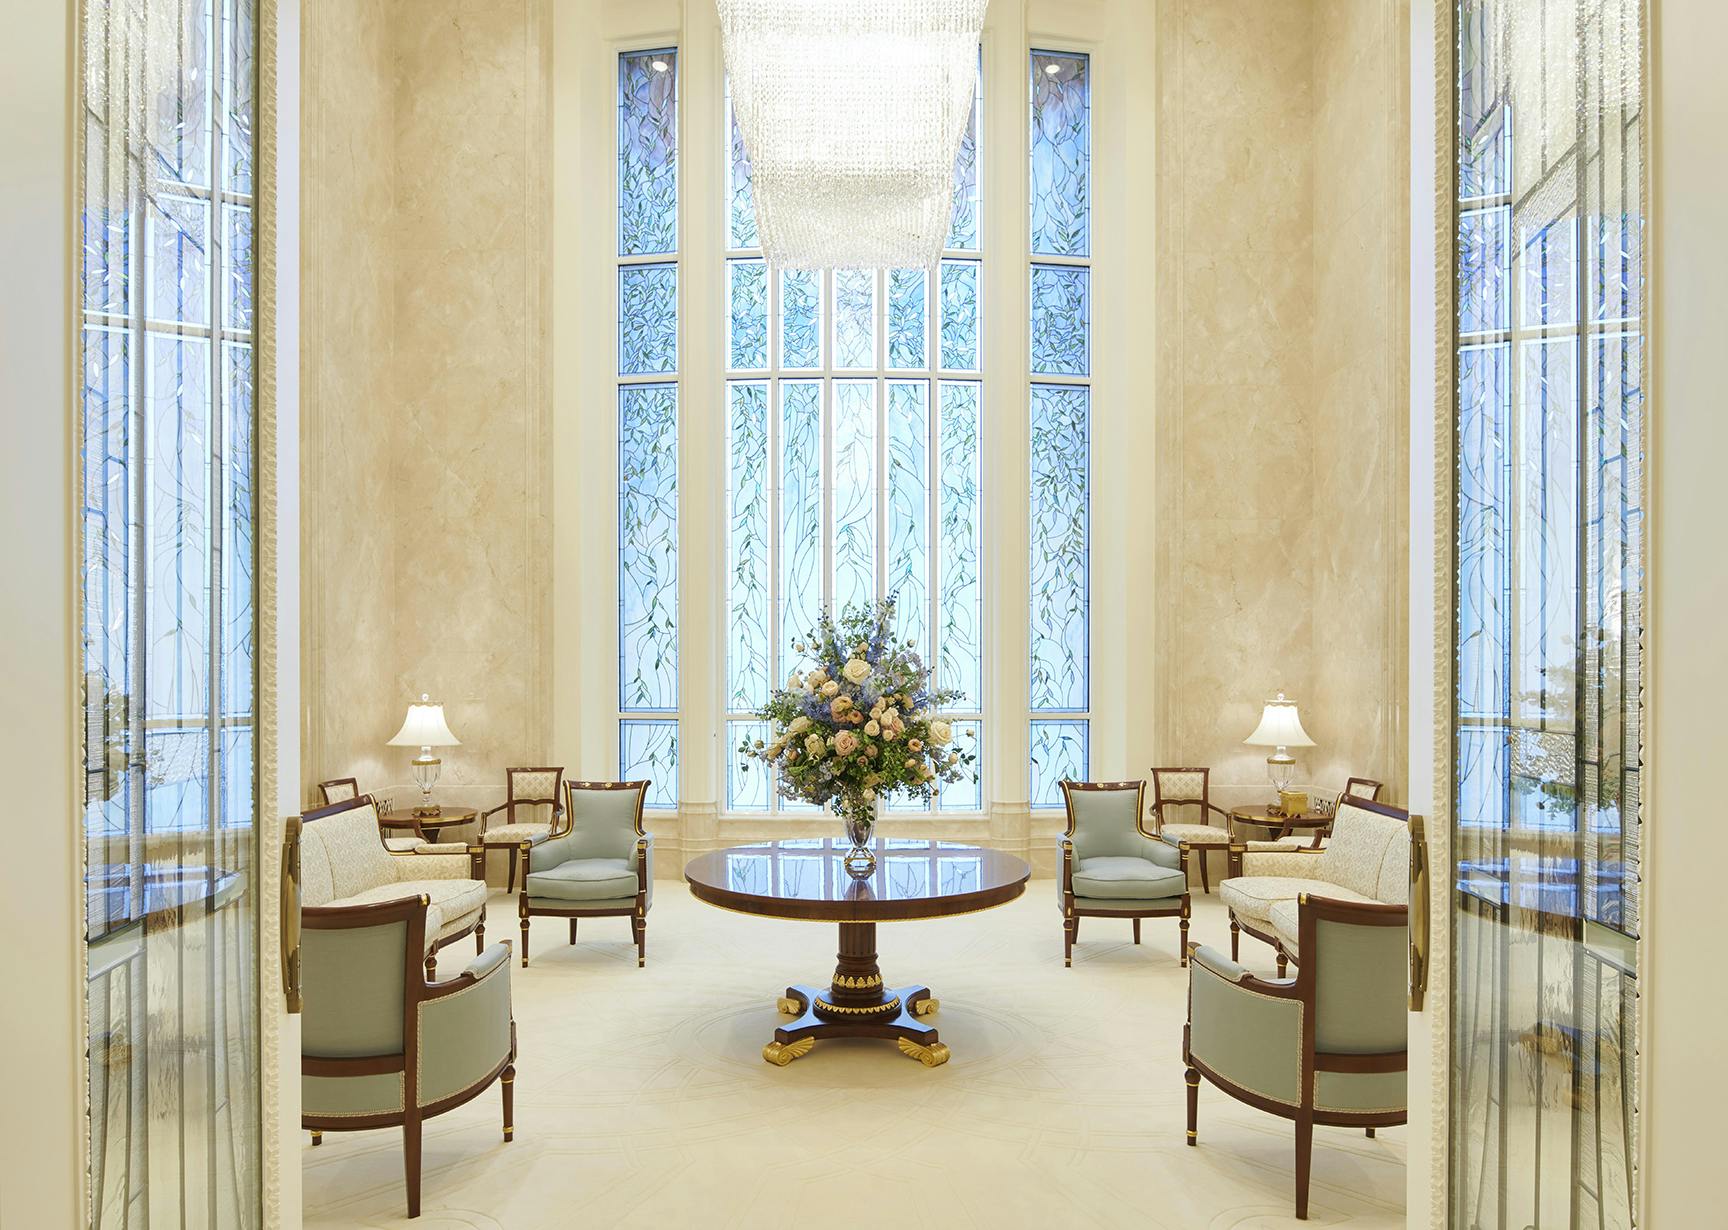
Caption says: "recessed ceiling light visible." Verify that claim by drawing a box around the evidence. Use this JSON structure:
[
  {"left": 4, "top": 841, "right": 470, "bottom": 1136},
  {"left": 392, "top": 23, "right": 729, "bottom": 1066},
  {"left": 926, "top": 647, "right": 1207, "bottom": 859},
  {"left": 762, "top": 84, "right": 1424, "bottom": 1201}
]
[{"left": 651, "top": 59, "right": 670, "bottom": 73}]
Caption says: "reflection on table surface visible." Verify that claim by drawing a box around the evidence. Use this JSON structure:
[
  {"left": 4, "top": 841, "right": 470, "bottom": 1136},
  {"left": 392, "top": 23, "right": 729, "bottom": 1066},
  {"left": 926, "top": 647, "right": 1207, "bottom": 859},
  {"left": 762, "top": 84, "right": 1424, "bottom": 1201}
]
[{"left": 688, "top": 838, "right": 1024, "bottom": 904}]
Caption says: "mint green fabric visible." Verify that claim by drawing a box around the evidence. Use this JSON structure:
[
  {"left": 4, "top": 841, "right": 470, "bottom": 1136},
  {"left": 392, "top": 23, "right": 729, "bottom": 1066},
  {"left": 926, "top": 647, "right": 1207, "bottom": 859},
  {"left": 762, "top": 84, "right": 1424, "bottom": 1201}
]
[
  {"left": 1188, "top": 945, "right": 1303, "bottom": 1107},
  {"left": 302, "top": 920, "right": 409, "bottom": 1057},
  {"left": 1070, "top": 897, "right": 1182, "bottom": 914},
  {"left": 417, "top": 945, "right": 512, "bottom": 1106},
  {"left": 525, "top": 858, "right": 637, "bottom": 902},
  {"left": 1312, "top": 917, "right": 1407, "bottom": 1054},
  {"left": 1072, "top": 856, "right": 1187, "bottom": 900},
  {"left": 531, "top": 787, "right": 643, "bottom": 868},
  {"left": 524, "top": 894, "right": 638, "bottom": 913},
  {"left": 1315, "top": 1069, "right": 1406, "bottom": 1114},
  {"left": 304, "top": 1071, "right": 404, "bottom": 1118},
  {"left": 1065, "top": 788, "right": 1147, "bottom": 859}
]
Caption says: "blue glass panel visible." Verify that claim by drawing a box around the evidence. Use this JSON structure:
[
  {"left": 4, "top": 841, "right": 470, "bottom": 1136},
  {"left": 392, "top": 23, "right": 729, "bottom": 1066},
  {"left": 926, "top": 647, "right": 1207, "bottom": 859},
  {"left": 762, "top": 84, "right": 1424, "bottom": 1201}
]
[
  {"left": 940, "top": 720, "right": 983, "bottom": 812},
  {"left": 226, "top": 204, "right": 254, "bottom": 332},
  {"left": 939, "top": 259, "right": 980, "bottom": 371},
  {"left": 833, "top": 269, "right": 876, "bottom": 369},
  {"left": 1457, "top": 0, "right": 1507, "bottom": 200},
  {"left": 781, "top": 269, "right": 822, "bottom": 369},
  {"left": 728, "top": 720, "right": 770, "bottom": 810},
  {"left": 147, "top": 194, "right": 211, "bottom": 327},
  {"left": 1590, "top": 213, "right": 1642, "bottom": 324},
  {"left": 222, "top": 342, "right": 256, "bottom": 721},
  {"left": 1029, "top": 384, "right": 1089, "bottom": 711},
  {"left": 832, "top": 380, "right": 877, "bottom": 614},
  {"left": 887, "top": 269, "right": 928, "bottom": 370},
  {"left": 225, "top": 0, "right": 258, "bottom": 195},
  {"left": 728, "top": 258, "right": 768, "bottom": 370},
  {"left": 1514, "top": 336, "right": 1579, "bottom": 719},
  {"left": 727, "top": 381, "right": 771, "bottom": 710},
  {"left": 937, "top": 381, "right": 982, "bottom": 706},
  {"left": 1030, "top": 720, "right": 1088, "bottom": 809},
  {"left": 1030, "top": 264, "right": 1090, "bottom": 376},
  {"left": 949, "top": 67, "right": 982, "bottom": 250},
  {"left": 779, "top": 381, "right": 824, "bottom": 675},
  {"left": 1457, "top": 343, "right": 1511, "bottom": 721},
  {"left": 619, "top": 383, "right": 679, "bottom": 711},
  {"left": 145, "top": 335, "right": 213, "bottom": 733},
  {"left": 82, "top": 206, "right": 129, "bottom": 315},
  {"left": 1030, "top": 52, "right": 1090, "bottom": 258},
  {"left": 147, "top": 0, "right": 212, "bottom": 189},
  {"left": 1522, "top": 217, "right": 1579, "bottom": 328},
  {"left": 618, "top": 49, "right": 678, "bottom": 256},
  {"left": 886, "top": 381, "right": 930, "bottom": 666},
  {"left": 727, "top": 94, "right": 758, "bottom": 249},
  {"left": 620, "top": 720, "right": 678, "bottom": 809},
  {"left": 619, "top": 263, "right": 677, "bottom": 375},
  {"left": 1459, "top": 206, "right": 1509, "bottom": 334}
]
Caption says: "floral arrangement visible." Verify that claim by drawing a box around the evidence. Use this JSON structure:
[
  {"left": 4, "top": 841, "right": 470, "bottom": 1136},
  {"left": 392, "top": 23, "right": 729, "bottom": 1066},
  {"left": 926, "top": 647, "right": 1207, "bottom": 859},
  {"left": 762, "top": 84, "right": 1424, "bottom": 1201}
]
[{"left": 737, "top": 598, "right": 976, "bottom": 820}]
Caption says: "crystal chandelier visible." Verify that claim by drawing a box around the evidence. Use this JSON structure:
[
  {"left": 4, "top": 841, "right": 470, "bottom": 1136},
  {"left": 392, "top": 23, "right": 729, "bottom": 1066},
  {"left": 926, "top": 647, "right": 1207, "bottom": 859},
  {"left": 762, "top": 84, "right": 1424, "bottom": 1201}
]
[{"left": 717, "top": 0, "right": 989, "bottom": 272}]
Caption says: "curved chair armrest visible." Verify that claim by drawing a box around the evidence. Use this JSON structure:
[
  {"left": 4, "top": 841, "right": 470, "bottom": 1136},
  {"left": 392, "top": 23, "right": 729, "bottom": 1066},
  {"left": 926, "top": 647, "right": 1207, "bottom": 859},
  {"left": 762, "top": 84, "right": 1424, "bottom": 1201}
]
[
  {"left": 636, "top": 831, "right": 656, "bottom": 883},
  {"left": 1125, "top": 832, "right": 1182, "bottom": 870},
  {"left": 416, "top": 942, "right": 514, "bottom": 1107},
  {"left": 402, "top": 841, "right": 469, "bottom": 855},
  {"left": 427, "top": 941, "right": 512, "bottom": 997},
  {"left": 1057, "top": 838, "right": 1075, "bottom": 893},
  {"left": 1187, "top": 944, "right": 1301, "bottom": 1093},
  {"left": 1205, "top": 802, "right": 1234, "bottom": 824},
  {"left": 391, "top": 846, "right": 483, "bottom": 882},
  {"left": 1238, "top": 848, "right": 1327, "bottom": 878},
  {"left": 1190, "top": 944, "right": 1296, "bottom": 996}
]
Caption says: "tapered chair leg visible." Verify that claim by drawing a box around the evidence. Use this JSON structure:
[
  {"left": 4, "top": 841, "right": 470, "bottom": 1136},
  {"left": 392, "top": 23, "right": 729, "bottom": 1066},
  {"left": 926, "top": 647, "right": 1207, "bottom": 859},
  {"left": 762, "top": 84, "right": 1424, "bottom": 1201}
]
[
  {"left": 1063, "top": 916, "right": 1077, "bottom": 967},
  {"left": 568, "top": 918, "right": 578, "bottom": 945},
  {"left": 520, "top": 914, "right": 530, "bottom": 967},
  {"left": 501, "top": 1065, "right": 515, "bottom": 1142},
  {"left": 1199, "top": 851, "right": 1211, "bottom": 893},
  {"left": 404, "top": 1111, "right": 423, "bottom": 1219},
  {"left": 1365, "top": 1127, "right": 1376, "bottom": 1138},
  {"left": 1276, "top": 950, "right": 1288, "bottom": 978},
  {"left": 506, "top": 851, "right": 517, "bottom": 894},
  {"left": 1132, "top": 917, "right": 1142, "bottom": 945},
  {"left": 1229, "top": 915, "right": 1240, "bottom": 961},
  {"left": 310, "top": 1130, "right": 322, "bottom": 1147},
  {"left": 1179, "top": 899, "right": 1191, "bottom": 966},
  {"left": 475, "top": 916, "right": 485, "bottom": 955},
  {"left": 1185, "top": 1067, "right": 1200, "bottom": 1146},
  {"left": 1294, "top": 1111, "right": 1314, "bottom": 1220},
  {"left": 634, "top": 915, "right": 647, "bottom": 967},
  {"left": 424, "top": 953, "right": 437, "bottom": 982}
]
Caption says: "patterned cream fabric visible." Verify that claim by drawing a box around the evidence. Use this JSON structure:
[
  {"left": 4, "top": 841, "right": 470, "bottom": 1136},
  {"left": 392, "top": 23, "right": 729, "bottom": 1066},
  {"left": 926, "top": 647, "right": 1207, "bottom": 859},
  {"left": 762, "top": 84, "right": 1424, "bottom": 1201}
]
[
  {"left": 317, "top": 802, "right": 396, "bottom": 899},
  {"left": 1157, "top": 822, "right": 1229, "bottom": 846},
  {"left": 1219, "top": 875, "right": 1378, "bottom": 924},
  {"left": 395, "top": 849, "right": 476, "bottom": 881},
  {"left": 320, "top": 780, "right": 357, "bottom": 803},
  {"left": 1154, "top": 770, "right": 1206, "bottom": 800},
  {"left": 509, "top": 769, "right": 560, "bottom": 800},
  {"left": 1239, "top": 849, "right": 1329, "bottom": 878},
  {"left": 1317, "top": 804, "right": 1406, "bottom": 898},
  {"left": 482, "top": 822, "right": 551, "bottom": 844},
  {"left": 1268, "top": 899, "right": 1302, "bottom": 951}
]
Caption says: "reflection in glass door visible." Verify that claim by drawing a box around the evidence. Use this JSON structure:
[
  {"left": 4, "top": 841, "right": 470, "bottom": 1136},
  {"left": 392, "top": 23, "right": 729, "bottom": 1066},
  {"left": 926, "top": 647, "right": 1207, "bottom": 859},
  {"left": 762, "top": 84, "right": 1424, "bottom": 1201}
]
[
  {"left": 80, "top": 0, "right": 262, "bottom": 1225},
  {"left": 1451, "top": 0, "right": 1643, "bottom": 1225}
]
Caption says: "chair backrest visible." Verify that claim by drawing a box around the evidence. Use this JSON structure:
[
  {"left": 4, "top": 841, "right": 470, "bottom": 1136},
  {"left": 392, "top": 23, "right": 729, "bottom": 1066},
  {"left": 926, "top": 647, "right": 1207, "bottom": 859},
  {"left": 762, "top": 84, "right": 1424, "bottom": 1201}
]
[
  {"left": 301, "top": 895, "right": 424, "bottom": 1060},
  {"left": 299, "top": 795, "right": 396, "bottom": 905},
  {"left": 1342, "top": 776, "right": 1383, "bottom": 803},
  {"left": 1149, "top": 766, "right": 1212, "bottom": 830},
  {"left": 1318, "top": 797, "right": 1410, "bottom": 901},
  {"left": 559, "top": 780, "right": 648, "bottom": 860},
  {"left": 502, "top": 766, "right": 564, "bottom": 826},
  {"left": 1299, "top": 895, "right": 1408, "bottom": 1057},
  {"left": 318, "top": 777, "right": 359, "bottom": 805},
  {"left": 1060, "top": 781, "right": 1148, "bottom": 859}
]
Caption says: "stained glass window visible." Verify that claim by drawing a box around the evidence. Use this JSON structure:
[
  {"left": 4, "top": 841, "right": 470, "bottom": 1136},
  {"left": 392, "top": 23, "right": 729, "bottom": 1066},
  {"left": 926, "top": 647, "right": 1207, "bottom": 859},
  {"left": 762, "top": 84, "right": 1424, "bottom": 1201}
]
[
  {"left": 618, "top": 49, "right": 679, "bottom": 805},
  {"left": 1028, "top": 51, "right": 1091, "bottom": 808},
  {"left": 724, "top": 66, "right": 985, "bottom": 815}
]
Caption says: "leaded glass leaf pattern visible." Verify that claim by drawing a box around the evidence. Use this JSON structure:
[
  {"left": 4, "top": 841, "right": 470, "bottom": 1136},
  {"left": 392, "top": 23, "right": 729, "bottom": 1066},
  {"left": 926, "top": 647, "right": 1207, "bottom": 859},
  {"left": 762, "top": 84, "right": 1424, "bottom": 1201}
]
[
  {"left": 1030, "top": 52, "right": 1089, "bottom": 258},
  {"left": 781, "top": 268, "right": 822, "bottom": 369},
  {"left": 1521, "top": 217, "right": 1578, "bottom": 328},
  {"left": 940, "top": 259, "right": 980, "bottom": 371},
  {"left": 941, "top": 719, "right": 983, "bottom": 811},
  {"left": 887, "top": 381, "right": 931, "bottom": 666},
  {"left": 620, "top": 720, "right": 678, "bottom": 810},
  {"left": 938, "top": 381, "right": 982, "bottom": 706},
  {"left": 619, "top": 384, "right": 678, "bottom": 711},
  {"left": 949, "top": 78, "right": 981, "bottom": 250},
  {"left": 1459, "top": 206, "right": 1509, "bottom": 334},
  {"left": 728, "top": 258, "right": 767, "bottom": 370},
  {"left": 834, "top": 269, "right": 876, "bottom": 369},
  {"left": 779, "top": 381, "right": 823, "bottom": 680},
  {"left": 727, "top": 93, "right": 759, "bottom": 249},
  {"left": 1030, "top": 384, "right": 1089, "bottom": 711},
  {"left": 619, "top": 263, "right": 677, "bottom": 375},
  {"left": 1030, "top": 263, "right": 1089, "bottom": 376},
  {"left": 1457, "top": 342, "right": 1510, "bottom": 722},
  {"left": 618, "top": 50, "right": 677, "bottom": 256},
  {"left": 728, "top": 720, "right": 770, "bottom": 810},
  {"left": 147, "top": 194, "right": 211, "bottom": 327},
  {"left": 727, "top": 382, "right": 771, "bottom": 710},
  {"left": 831, "top": 380, "right": 877, "bottom": 615},
  {"left": 888, "top": 268, "right": 928, "bottom": 369},
  {"left": 1030, "top": 720, "right": 1087, "bottom": 810},
  {"left": 227, "top": 204, "right": 254, "bottom": 332}
]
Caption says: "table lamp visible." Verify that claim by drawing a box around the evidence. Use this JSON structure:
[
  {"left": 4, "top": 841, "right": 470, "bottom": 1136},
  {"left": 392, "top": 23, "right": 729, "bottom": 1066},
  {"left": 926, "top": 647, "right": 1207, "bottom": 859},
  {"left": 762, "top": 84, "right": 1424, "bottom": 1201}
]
[
  {"left": 387, "top": 694, "right": 460, "bottom": 817},
  {"left": 1243, "top": 691, "right": 1315, "bottom": 798}
]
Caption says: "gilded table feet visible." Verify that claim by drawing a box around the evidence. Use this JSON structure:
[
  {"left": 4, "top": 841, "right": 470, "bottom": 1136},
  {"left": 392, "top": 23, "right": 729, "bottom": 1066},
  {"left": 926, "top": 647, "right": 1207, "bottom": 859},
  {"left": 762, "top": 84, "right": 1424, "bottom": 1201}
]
[
  {"left": 910, "top": 997, "right": 939, "bottom": 1017},
  {"left": 896, "top": 1037, "right": 951, "bottom": 1067},
  {"left": 762, "top": 1038, "right": 816, "bottom": 1066},
  {"left": 775, "top": 995, "right": 804, "bottom": 1015}
]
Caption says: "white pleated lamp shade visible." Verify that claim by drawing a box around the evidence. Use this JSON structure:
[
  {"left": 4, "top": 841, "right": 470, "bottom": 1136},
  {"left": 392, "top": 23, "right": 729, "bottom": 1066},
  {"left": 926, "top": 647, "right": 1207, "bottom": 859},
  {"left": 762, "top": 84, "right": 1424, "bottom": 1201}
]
[
  {"left": 1244, "top": 693, "right": 1315, "bottom": 749},
  {"left": 387, "top": 695, "right": 460, "bottom": 748}
]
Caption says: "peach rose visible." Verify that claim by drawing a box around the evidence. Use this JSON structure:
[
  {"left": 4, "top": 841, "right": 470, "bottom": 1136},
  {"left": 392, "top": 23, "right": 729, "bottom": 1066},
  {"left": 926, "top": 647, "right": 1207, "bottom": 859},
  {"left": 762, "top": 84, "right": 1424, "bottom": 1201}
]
[{"left": 834, "top": 730, "right": 860, "bottom": 756}]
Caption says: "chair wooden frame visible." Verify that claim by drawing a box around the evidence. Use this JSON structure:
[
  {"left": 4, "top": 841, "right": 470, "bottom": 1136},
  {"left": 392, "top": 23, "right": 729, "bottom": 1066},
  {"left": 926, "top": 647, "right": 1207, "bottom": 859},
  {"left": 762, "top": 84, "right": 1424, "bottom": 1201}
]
[
  {"left": 1059, "top": 780, "right": 1192, "bottom": 969},
  {"left": 301, "top": 794, "right": 488, "bottom": 980},
  {"left": 479, "top": 766, "right": 568, "bottom": 892},
  {"left": 516, "top": 780, "right": 652, "bottom": 968},
  {"left": 1224, "top": 794, "right": 1410, "bottom": 977},
  {"left": 1148, "top": 765, "right": 1234, "bottom": 893},
  {"left": 316, "top": 776, "right": 359, "bottom": 806},
  {"left": 1184, "top": 893, "right": 1408, "bottom": 1220},
  {"left": 1342, "top": 776, "right": 1383, "bottom": 803},
  {"left": 301, "top": 896, "right": 517, "bottom": 1219}
]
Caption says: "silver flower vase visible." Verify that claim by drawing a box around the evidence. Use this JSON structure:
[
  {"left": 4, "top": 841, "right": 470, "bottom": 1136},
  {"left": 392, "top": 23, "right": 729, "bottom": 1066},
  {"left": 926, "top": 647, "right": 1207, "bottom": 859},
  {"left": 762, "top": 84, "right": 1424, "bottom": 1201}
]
[{"left": 838, "top": 798, "right": 881, "bottom": 879}]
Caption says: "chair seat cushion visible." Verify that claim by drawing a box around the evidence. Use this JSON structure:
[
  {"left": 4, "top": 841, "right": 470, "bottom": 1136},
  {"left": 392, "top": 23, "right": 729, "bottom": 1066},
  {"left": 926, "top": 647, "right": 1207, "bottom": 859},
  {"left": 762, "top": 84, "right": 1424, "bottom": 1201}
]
[
  {"left": 482, "top": 822, "right": 552, "bottom": 844},
  {"left": 525, "top": 857, "right": 638, "bottom": 902},
  {"left": 1243, "top": 835, "right": 1325, "bottom": 851},
  {"left": 1218, "top": 876, "right": 1377, "bottom": 923},
  {"left": 1268, "top": 899, "right": 1302, "bottom": 953},
  {"left": 329, "top": 880, "right": 488, "bottom": 950},
  {"left": 1072, "top": 856, "right": 1188, "bottom": 900},
  {"left": 1158, "top": 823, "right": 1230, "bottom": 846}
]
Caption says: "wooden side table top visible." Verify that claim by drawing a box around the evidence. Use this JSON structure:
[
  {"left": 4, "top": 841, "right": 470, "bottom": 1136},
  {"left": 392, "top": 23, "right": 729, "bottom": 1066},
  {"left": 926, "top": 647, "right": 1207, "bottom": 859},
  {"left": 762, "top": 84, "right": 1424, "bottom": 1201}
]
[
  {"left": 1227, "top": 805, "right": 1332, "bottom": 841},
  {"left": 378, "top": 805, "right": 479, "bottom": 836}
]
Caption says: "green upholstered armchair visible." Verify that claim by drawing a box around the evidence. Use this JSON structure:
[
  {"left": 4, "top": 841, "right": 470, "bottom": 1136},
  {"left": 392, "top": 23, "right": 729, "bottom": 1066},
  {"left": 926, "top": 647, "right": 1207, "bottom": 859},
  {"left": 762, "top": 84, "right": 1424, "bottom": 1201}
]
[
  {"left": 1184, "top": 893, "right": 1408, "bottom": 1220},
  {"left": 478, "top": 766, "right": 567, "bottom": 892},
  {"left": 302, "top": 895, "right": 516, "bottom": 1220},
  {"left": 1058, "top": 780, "right": 1191, "bottom": 968},
  {"left": 517, "top": 779, "right": 652, "bottom": 967}
]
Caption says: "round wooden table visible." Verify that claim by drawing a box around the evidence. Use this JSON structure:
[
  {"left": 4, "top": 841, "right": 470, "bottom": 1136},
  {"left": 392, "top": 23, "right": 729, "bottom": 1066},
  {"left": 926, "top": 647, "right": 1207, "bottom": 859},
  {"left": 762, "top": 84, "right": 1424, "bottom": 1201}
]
[
  {"left": 1228, "top": 804, "right": 1331, "bottom": 844},
  {"left": 378, "top": 804, "right": 479, "bottom": 842},
  {"left": 684, "top": 839, "right": 1030, "bottom": 1068}
]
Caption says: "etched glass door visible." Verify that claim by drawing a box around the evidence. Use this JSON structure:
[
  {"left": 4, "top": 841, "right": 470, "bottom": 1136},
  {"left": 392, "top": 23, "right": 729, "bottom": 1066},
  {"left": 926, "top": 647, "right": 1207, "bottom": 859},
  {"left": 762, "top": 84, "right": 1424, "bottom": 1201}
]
[
  {"left": 80, "top": 1, "right": 263, "bottom": 1225},
  {"left": 1451, "top": 0, "right": 1643, "bottom": 1224}
]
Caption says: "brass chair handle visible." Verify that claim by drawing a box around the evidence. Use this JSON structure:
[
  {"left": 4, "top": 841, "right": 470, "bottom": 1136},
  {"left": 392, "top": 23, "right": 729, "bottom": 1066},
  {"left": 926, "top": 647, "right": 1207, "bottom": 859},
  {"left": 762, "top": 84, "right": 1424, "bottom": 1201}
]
[
  {"left": 1408, "top": 813, "right": 1429, "bottom": 1011},
  {"left": 282, "top": 815, "right": 303, "bottom": 1014}
]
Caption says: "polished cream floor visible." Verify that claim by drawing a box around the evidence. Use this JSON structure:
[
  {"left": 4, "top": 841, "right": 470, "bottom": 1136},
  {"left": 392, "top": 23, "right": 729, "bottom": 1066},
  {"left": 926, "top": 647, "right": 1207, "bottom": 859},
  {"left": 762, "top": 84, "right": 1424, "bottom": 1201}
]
[{"left": 303, "top": 882, "right": 1406, "bottom": 1229}]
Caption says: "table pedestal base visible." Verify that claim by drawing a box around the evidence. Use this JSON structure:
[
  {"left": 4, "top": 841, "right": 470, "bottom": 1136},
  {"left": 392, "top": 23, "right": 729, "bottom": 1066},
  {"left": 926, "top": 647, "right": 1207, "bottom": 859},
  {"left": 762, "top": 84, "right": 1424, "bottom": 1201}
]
[{"left": 760, "top": 921, "right": 947, "bottom": 1067}]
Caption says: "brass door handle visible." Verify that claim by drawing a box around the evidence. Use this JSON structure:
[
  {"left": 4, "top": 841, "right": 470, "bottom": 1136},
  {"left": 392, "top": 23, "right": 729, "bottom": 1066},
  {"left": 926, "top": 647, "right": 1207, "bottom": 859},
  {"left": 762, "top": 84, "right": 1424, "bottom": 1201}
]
[
  {"left": 1408, "top": 813, "right": 1429, "bottom": 1011},
  {"left": 282, "top": 815, "right": 303, "bottom": 1013}
]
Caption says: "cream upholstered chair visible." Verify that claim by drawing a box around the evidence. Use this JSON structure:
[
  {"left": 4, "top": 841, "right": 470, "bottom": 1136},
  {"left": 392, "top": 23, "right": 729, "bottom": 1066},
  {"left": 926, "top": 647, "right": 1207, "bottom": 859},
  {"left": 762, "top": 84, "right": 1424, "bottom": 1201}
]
[
  {"left": 517, "top": 780, "right": 652, "bottom": 967},
  {"left": 1148, "top": 766, "right": 1233, "bottom": 892},
  {"left": 300, "top": 795, "right": 489, "bottom": 980},
  {"left": 1242, "top": 775, "right": 1386, "bottom": 853},
  {"left": 302, "top": 895, "right": 516, "bottom": 1219},
  {"left": 1184, "top": 893, "right": 1408, "bottom": 1220},
  {"left": 1220, "top": 796, "right": 1409, "bottom": 976},
  {"left": 1059, "top": 780, "right": 1191, "bottom": 968},
  {"left": 318, "top": 777, "right": 359, "bottom": 804},
  {"left": 478, "top": 766, "right": 567, "bottom": 892}
]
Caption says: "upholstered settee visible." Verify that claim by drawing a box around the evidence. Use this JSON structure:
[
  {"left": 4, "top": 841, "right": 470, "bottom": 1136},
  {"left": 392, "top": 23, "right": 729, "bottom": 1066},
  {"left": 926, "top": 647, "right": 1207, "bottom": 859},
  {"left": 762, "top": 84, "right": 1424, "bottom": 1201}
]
[
  {"left": 1219, "top": 796, "right": 1409, "bottom": 974},
  {"left": 300, "top": 795, "right": 489, "bottom": 977}
]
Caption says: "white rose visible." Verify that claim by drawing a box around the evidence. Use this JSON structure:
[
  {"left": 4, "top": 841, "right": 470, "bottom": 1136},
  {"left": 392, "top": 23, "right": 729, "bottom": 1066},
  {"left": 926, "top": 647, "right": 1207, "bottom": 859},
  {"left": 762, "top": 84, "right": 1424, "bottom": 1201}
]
[
  {"left": 821, "top": 680, "right": 841, "bottom": 697},
  {"left": 788, "top": 716, "right": 811, "bottom": 735},
  {"left": 804, "top": 733, "right": 826, "bottom": 759},
  {"left": 788, "top": 671, "right": 804, "bottom": 689},
  {"left": 929, "top": 720, "right": 953, "bottom": 745},
  {"left": 864, "top": 720, "right": 881, "bottom": 736},
  {"left": 842, "top": 658, "right": 871, "bottom": 684}
]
